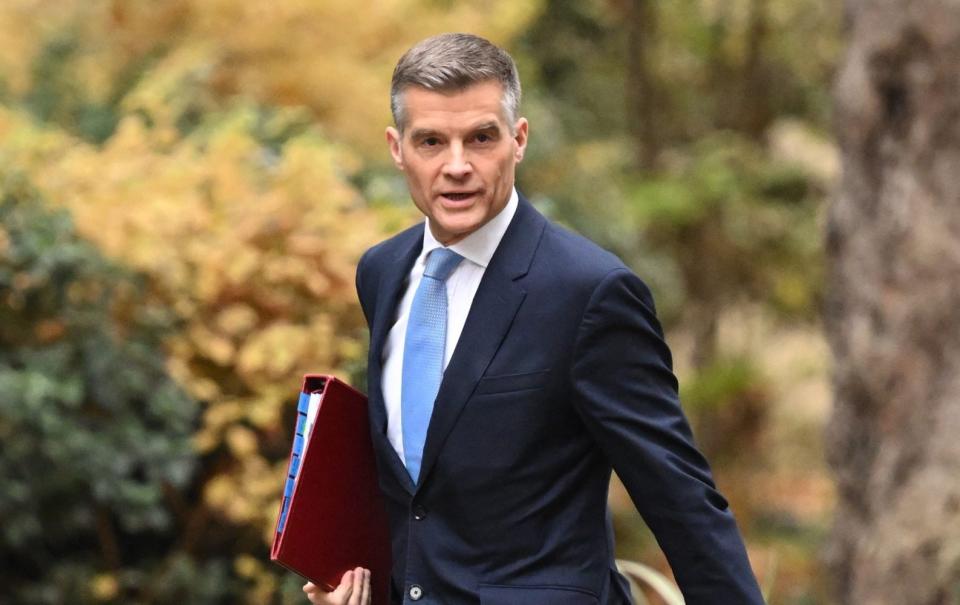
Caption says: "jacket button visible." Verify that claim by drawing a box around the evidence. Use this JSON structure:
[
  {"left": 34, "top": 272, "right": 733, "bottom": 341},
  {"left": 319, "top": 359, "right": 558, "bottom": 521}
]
[
  {"left": 408, "top": 584, "right": 423, "bottom": 600},
  {"left": 412, "top": 505, "right": 427, "bottom": 520}
]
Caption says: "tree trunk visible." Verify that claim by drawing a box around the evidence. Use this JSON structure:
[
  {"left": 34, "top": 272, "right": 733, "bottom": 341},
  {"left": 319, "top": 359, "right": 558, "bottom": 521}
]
[
  {"left": 624, "top": 0, "right": 660, "bottom": 171},
  {"left": 825, "top": 1, "right": 960, "bottom": 604},
  {"left": 740, "top": 0, "right": 771, "bottom": 139}
]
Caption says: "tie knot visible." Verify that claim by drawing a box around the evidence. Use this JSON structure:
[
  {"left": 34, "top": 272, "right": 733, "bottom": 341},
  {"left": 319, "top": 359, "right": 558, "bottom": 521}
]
[{"left": 424, "top": 247, "right": 463, "bottom": 282}]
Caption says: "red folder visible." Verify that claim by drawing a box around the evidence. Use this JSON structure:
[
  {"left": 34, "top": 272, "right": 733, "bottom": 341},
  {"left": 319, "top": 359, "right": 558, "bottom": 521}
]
[{"left": 271, "top": 375, "right": 391, "bottom": 604}]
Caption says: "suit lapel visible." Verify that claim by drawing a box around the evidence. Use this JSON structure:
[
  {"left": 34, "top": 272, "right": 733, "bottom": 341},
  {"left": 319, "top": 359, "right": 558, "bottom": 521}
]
[
  {"left": 367, "top": 227, "right": 422, "bottom": 495},
  {"left": 368, "top": 227, "right": 422, "bottom": 415},
  {"left": 416, "top": 197, "right": 547, "bottom": 491}
]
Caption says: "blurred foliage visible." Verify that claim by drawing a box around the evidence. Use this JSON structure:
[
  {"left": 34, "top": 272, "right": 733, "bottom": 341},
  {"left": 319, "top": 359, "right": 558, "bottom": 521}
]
[
  {"left": 0, "top": 173, "right": 201, "bottom": 603},
  {"left": 520, "top": 0, "right": 836, "bottom": 328},
  {"left": 0, "top": 0, "right": 542, "bottom": 155},
  {"left": 681, "top": 354, "right": 768, "bottom": 464},
  {"left": 626, "top": 132, "right": 826, "bottom": 332},
  {"left": 0, "top": 0, "right": 840, "bottom": 602}
]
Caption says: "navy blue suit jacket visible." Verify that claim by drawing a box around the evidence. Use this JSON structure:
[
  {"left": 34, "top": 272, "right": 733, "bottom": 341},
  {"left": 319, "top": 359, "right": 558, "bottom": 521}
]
[{"left": 355, "top": 195, "right": 764, "bottom": 604}]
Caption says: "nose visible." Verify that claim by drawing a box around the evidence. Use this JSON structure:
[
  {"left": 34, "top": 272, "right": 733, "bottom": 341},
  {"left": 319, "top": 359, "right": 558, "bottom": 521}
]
[{"left": 442, "top": 142, "right": 473, "bottom": 180}]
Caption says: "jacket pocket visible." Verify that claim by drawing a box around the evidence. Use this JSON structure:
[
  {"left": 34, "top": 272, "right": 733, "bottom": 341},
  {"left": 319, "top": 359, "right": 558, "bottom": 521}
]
[
  {"left": 477, "top": 583, "right": 599, "bottom": 605},
  {"left": 475, "top": 369, "right": 551, "bottom": 395}
]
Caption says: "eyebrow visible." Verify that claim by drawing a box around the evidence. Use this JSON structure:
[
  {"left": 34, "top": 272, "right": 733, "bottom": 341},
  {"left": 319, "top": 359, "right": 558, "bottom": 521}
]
[
  {"left": 409, "top": 128, "right": 440, "bottom": 140},
  {"left": 408, "top": 122, "right": 502, "bottom": 141},
  {"left": 471, "top": 122, "right": 501, "bottom": 134}
]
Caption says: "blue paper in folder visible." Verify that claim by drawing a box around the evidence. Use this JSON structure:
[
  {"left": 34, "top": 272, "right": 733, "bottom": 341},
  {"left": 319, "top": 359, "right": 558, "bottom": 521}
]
[{"left": 278, "top": 389, "right": 320, "bottom": 533}]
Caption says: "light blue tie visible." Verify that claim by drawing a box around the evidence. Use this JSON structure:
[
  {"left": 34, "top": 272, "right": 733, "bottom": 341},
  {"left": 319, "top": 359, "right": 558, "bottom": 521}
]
[{"left": 401, "top": 247, "right": 464, "bottom": 484}]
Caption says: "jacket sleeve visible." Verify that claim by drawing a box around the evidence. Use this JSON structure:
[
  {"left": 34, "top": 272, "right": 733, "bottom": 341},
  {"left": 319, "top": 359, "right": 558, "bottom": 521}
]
[{"left": 570, "top": 268, "right": 765, "bottom": 605}]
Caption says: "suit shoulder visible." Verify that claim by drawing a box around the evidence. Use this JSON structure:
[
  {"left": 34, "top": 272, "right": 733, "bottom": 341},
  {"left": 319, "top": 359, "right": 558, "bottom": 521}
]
[
  {"left": 538, "top": 220, "right": 633, "bottom": 285},
  {"left": 528, "top": 219, "right": 659, "bottom": 325},
  {"left": 359, "top": 222, "right": 421, "bottom": 270}
]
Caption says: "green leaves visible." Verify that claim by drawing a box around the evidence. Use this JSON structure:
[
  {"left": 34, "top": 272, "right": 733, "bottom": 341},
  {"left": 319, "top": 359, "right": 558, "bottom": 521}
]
[
  {"left": 624, "top": 132, "right": 824, "bottom": 320},
  {"left": 0, "top": 174, "right": 199, "bottom": 602}
]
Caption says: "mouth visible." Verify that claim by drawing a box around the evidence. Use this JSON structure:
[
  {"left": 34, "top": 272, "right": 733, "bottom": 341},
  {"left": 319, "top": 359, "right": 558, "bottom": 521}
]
[{"left": 439, "top": 191, "right": 481, "bottom": 203}]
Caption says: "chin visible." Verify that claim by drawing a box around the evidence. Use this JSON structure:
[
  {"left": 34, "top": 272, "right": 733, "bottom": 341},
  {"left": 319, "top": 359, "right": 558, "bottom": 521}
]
[
  {"left": 433, "top": 217, "right": 482, "bottom": 243},
  {"left": 437, "top": 208, "right": 479, "bottom": 226}
]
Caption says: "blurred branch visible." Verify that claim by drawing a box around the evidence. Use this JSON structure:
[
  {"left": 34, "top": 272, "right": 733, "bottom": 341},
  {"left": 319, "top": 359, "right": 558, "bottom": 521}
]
[
  {"left": 623, "top": 0, "right": 661, "bottom": 171},
  {"left": 96, "top": 504, "right": 121, "bottom": 570},
  {"left": 616, "top": 559, "right": 685, "bottom": 604},
  {"left": 741, "top": 0, "right": 772, "bottom": 138}
]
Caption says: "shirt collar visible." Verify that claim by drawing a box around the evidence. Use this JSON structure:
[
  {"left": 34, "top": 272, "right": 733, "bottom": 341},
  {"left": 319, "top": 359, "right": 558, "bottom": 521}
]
[{"left": 420, "top": 187, "right": 519, "bottom": 269}]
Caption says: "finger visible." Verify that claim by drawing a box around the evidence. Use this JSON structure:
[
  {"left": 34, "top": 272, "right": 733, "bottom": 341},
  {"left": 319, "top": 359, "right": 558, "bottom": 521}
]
[
  {"left": 348, "top": 567, "right": 364, "bottom": 605},
  {"left": 305, "top": 572, "right": 352, "bottom": 605},
  {"left": 331, "top": 570, "right": 354, "bottom": 603},
  {"left": 359, "top": 569, "right": 371, "bottom": 605},
  {"left": 302, "top": 581, "right": 320, "bottom": 604}
]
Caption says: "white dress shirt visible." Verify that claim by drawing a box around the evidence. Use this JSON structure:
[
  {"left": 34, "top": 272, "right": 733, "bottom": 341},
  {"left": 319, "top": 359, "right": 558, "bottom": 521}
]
[{"left": 381, "top": 188, "right": 519, "bottom": 460}]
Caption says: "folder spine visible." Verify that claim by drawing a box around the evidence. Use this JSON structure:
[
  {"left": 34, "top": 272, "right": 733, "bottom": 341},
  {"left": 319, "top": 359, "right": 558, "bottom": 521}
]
[{"left": 277, "top": 390, "right": 313, "bottom": 534}]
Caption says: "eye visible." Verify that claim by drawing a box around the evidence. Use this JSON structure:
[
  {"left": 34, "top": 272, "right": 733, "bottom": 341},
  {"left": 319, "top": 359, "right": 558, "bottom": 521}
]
[
  {"left": 421, "top": 137, "right": 440, "bottom": 147},
  {"left": 475, "top": 133, "right": 493, "bottom": 143}
]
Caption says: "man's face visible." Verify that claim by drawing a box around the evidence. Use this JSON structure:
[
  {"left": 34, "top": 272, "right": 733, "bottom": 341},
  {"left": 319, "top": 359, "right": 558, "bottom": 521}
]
[{"left": 386, "top": 81, "right": 528, "bottom": 245}]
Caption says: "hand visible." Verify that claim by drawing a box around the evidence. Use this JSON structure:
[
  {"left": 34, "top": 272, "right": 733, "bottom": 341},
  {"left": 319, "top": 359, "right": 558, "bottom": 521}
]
[{"left": 303, "top": 568, "right": 371, "bottom": 605}]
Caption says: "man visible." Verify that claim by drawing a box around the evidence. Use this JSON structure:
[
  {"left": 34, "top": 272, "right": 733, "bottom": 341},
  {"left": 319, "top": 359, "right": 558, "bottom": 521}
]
[{"left": 305, "top": 33, "right": 765, "bottom": 605}]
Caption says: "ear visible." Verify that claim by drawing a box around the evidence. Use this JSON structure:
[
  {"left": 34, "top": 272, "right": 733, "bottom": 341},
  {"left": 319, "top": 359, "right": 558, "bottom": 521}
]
[
  {"left": 386, "top": 127, "right": 404, "bottom": 170},
  {"left": 512, "top": 118, "right": 529, "bottom": 163}
]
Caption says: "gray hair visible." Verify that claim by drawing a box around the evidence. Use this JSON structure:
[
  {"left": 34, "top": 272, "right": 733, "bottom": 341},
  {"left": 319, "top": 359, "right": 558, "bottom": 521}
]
[{"left": 390, "top": 33, "right": 522, "bottom": 132}]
